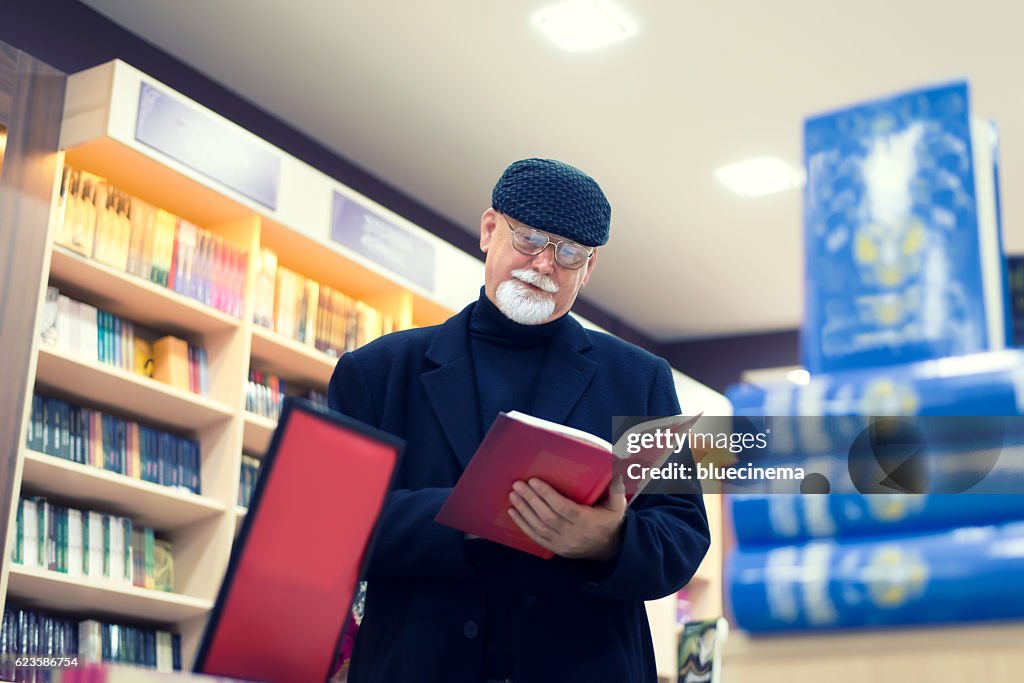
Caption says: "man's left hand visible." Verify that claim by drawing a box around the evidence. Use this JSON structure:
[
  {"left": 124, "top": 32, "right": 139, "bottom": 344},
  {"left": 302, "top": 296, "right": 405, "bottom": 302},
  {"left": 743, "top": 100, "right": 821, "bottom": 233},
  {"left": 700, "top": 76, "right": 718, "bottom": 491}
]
[{"left": 508, "top": 477, "right": 626, "bottom": 561}]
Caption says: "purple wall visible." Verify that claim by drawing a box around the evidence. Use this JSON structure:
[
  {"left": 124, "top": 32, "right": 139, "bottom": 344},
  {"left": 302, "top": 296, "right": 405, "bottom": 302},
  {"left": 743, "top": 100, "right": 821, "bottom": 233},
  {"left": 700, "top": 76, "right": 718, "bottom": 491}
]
[{"left": 660, "top": 330, "right": 800, "bottom": 393}]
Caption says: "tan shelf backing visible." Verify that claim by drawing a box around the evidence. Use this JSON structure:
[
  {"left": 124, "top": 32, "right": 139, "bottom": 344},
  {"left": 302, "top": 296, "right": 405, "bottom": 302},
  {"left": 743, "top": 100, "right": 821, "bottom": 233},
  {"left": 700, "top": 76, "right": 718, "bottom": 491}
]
[
  {"left": 6, "top": 564, "right": 213, "bottom": 624},
  {"left": 34, "top": 346, "right": 234, "bottom": 432},
  {"left": 20, "top": 450, "right": 226, "bottom": 531}
]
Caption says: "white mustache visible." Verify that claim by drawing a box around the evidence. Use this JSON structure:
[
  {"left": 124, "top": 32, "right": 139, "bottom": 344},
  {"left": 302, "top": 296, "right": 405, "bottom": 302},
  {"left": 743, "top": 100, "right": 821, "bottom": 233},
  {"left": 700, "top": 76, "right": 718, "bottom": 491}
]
[{"left": 511, "top": 269, "right": 559, "bottom": 293}]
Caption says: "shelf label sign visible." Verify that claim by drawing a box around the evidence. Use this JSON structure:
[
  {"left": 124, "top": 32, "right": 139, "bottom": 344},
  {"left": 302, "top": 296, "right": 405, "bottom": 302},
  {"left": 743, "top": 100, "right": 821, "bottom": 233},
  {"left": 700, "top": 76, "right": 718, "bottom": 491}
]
[
  {"left": 135, "top": 82, "right": 281, "bottom": 210},
  {"left": 331, "top": 191, "right": 436, "bottom": 291}
]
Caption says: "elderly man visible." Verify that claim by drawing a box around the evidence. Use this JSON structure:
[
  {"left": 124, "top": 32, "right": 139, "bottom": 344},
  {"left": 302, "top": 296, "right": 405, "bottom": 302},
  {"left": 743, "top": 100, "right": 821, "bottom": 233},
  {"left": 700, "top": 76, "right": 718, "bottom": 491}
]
[{"left": 328, "top": 158, "right": 710, "bottom": 683}]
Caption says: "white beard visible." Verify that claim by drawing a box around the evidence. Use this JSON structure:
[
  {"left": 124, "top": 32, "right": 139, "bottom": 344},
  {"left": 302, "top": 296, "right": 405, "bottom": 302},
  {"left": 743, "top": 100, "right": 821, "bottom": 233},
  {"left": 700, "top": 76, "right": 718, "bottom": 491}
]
[{"left": 495, "top": 269, "right": 559, "bottom": 325}]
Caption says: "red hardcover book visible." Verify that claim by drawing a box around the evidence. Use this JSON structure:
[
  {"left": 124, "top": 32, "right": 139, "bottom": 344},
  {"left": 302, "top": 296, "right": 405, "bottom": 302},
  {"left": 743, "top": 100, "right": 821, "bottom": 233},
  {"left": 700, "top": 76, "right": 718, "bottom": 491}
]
[{"left": 435, "top": 411, "right": 700, "bottom": 559}]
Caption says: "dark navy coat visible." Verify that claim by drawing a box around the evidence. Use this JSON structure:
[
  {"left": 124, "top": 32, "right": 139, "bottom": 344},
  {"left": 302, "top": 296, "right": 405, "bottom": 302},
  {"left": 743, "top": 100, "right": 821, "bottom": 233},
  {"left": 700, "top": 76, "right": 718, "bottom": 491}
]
[{"left": 328, "top": 301, "right": 711, "bottom": 683}]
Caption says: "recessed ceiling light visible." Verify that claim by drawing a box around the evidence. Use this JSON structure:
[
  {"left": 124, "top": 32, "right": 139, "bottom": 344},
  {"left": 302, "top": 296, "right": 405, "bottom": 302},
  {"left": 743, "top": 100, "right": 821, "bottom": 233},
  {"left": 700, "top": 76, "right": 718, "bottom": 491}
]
[
  {"left": 532, "top": 0, "right": 638, "bottom": 53},
  {"left": 715, "top": 157, "right": 804, "bottom": 197}
]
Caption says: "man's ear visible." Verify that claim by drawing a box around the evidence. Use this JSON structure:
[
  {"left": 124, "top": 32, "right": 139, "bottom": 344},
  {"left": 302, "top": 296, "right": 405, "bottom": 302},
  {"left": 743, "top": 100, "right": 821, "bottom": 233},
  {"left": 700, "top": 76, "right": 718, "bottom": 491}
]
[
  {"left": 581, "top": 248, "right": 598, "bottom": 287},
  {"left": 480, "top": 209, "right": 499, "bottom": 254}
]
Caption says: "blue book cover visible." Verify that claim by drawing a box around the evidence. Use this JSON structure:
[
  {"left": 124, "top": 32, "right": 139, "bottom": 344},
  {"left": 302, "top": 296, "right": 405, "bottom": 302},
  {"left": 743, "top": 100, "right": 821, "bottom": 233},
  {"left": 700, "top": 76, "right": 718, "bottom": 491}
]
[
  {"left": 730, "top": 493, "right": 1024, "bottom": 546},
  {"left": 803, "top": 80, "right": 1007, "bottom": 374},
  {"left": 727, "top": 519, "right": 1024, "bottom": 632}
]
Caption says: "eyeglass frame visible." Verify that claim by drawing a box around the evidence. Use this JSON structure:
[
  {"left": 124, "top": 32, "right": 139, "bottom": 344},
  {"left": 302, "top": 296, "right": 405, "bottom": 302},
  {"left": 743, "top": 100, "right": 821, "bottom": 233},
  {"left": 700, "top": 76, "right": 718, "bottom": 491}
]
[{"left": 500, "top": 213, "right": 595, "bottom": 270}]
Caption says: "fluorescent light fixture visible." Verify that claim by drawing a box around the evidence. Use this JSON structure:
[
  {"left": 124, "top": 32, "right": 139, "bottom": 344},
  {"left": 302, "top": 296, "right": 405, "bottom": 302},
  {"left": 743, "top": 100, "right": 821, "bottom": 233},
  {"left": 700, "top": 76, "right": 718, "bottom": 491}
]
[
  {"left": 715, "top": 157, "right": 804, "bottom": 197},
  {"left": 786, "top": 369, "right": 811, "bottom": 386},
  {"left": 532, "top": 0, "right": 637, "bottom": 52}
]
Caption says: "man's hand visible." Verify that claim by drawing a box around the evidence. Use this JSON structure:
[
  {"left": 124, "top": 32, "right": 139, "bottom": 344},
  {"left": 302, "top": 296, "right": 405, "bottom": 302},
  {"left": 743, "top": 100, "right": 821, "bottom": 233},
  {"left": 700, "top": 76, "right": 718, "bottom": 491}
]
[{"left": 508, "top": 477, "right": 626, "bottom": 561}]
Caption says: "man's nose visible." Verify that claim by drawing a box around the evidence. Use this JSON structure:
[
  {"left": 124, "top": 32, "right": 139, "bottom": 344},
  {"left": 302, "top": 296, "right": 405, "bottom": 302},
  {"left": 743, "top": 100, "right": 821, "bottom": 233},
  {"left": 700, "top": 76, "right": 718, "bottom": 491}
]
[{"left": 531, "top": 243, "right": 557, "bottom": 274}]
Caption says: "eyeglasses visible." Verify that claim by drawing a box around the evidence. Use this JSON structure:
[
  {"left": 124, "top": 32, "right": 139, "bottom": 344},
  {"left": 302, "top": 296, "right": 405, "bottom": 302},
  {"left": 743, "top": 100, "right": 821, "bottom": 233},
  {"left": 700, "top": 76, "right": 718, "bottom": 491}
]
[{"left": 502, "top": 214, "right": 594, "bottom": 270}]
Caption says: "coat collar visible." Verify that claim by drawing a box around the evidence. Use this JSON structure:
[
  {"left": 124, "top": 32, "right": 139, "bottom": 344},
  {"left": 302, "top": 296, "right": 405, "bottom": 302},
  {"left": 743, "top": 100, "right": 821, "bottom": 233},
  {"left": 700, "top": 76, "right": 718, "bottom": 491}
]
[{"left": 422, "top": 301, "right": 597, "bottom": 468}]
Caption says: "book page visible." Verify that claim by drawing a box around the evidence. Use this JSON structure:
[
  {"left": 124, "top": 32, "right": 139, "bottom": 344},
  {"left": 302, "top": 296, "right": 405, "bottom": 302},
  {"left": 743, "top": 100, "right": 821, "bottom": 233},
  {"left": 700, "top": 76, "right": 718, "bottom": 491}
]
[{"left": 505, "top": 410, "right": 613, "bottom": 451}]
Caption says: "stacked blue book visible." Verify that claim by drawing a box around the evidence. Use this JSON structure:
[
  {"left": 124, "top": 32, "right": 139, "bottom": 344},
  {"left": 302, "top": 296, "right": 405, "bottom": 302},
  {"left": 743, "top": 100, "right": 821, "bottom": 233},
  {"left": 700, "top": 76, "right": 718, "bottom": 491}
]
[{"left": 724, "top": 80, "right": 1024, "bottom": 633}]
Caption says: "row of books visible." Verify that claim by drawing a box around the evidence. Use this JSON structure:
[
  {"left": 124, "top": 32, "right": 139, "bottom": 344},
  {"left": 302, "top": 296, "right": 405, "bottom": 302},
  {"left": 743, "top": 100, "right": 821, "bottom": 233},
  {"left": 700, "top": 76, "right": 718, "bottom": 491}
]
[
  {"left": 40, "top": 287, "right": 209, "bottom": 395},
  {"left": 1, "top": 604, "right": 77, "bottom": 683},
  {"left": 54, "top": 165, "right": 247, "bottom": 319},
  {"left": 79, "top": 620, "right": 181, "bottom": 673},
  {"left": 11, "top": 496, "right": 174, "bottom": 592},
  {"left": 253, "top": 247, "right": 396, "bottom": 355},
  {"left": 0, "top": 603, "right": 182, "bottom": 683},
  {"left": 244, "top": 370, "right": 328, "bottom": 421},
  {"left": 245, "top": 369, "right": 285, "bottom": 420},
  {"left": 238, "top": 454, "right": 262, "bottom": 509},
  {"left": 27, "top": 394, "right": 202, "bottom": 495}
]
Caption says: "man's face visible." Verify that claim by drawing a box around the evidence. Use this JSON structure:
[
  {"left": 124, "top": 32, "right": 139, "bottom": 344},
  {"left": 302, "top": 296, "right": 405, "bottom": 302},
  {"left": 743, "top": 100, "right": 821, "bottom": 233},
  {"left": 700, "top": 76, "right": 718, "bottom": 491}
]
[{"left": 479, "top": 208, "right": 597, "bottom": 324}]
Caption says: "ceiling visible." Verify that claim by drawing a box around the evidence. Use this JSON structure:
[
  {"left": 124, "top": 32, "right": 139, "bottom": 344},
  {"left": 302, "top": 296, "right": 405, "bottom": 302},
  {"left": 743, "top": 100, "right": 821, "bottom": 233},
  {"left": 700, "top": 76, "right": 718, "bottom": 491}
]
[{"left": 80, "top": 0, "right": 1024, "bottom": 341}]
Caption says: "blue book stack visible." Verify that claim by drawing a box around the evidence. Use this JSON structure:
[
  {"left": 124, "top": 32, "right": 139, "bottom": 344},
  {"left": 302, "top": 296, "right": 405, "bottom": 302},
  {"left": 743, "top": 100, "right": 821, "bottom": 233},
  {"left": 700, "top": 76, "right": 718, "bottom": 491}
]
[{"left": 724, "top": 80, "right": 1024, "bottom": 634}]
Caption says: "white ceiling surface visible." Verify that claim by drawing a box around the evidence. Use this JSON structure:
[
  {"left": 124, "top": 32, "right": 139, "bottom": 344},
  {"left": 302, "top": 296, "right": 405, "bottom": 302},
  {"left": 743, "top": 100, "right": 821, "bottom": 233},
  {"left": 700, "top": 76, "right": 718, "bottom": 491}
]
[{"left": 81, "top": 0, "right": 1024, "bottom": 341}]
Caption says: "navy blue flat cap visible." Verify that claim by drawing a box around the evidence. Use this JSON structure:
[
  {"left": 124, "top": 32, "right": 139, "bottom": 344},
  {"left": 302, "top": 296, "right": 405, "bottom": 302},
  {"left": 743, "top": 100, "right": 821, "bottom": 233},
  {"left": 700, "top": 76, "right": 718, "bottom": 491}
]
[{"left": 491, "top": 158, "right": 611, "bottom": 247}]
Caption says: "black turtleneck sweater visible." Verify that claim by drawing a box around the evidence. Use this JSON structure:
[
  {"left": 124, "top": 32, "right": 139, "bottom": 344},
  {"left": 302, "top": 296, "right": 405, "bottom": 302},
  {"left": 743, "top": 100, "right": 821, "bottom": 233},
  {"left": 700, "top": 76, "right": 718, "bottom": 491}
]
[{"left": 468, "top": 287, "right": 566, "bottom": 678}]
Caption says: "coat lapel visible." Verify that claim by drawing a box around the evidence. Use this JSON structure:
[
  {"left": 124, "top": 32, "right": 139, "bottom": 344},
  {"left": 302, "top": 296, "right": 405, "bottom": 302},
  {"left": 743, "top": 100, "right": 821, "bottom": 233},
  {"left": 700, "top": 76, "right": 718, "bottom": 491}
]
[
  {"left": 422, "top": 303, "right": 597, "bottom": 468},
  {"left": 531, "top": 316, "right": 597, "bottom": 425},
  {"left": 422, "top": 305, "right": 481, "bottom": 468}
]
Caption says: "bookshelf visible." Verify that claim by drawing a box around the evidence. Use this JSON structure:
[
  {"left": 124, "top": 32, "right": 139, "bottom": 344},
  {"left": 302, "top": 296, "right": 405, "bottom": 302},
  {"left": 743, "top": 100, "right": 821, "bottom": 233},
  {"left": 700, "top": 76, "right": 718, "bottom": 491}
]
[{"left": 0, "top": 58, "right": 476, "bottom": 669}]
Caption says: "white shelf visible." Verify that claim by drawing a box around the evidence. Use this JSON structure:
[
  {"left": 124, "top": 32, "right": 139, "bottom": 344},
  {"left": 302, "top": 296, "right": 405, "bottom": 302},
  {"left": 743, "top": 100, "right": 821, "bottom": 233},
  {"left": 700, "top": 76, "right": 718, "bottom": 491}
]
[
  {"left": 49, "top": 245, "right": 240, "bottom": 338},
  {"left": 20, "top": 450, "right": 225, "bottom": 531},
  {"left": 242, "top": 412, "right": 276, "bottom": 455},
  {"left": 249, "top": 325, "right": 337, "bottom": 389},
  {"left": 6, "top": 564, "right": 213, "bottom": 623},
  {"left": 35, "top": 346, "right": 234, "bottom": 432}
]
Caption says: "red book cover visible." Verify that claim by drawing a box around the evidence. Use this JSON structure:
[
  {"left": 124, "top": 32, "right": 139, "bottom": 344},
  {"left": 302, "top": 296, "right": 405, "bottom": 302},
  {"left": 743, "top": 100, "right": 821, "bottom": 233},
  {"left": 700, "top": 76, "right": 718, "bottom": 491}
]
[
  {"left": 194, "top": 400, "right": 400, "bottom": 683},
  {"left": 435, "top": 412, "right": 616, "bottom": 559},
  {"left": 435, "top": 411, "right": 701, "bottom": 559}
]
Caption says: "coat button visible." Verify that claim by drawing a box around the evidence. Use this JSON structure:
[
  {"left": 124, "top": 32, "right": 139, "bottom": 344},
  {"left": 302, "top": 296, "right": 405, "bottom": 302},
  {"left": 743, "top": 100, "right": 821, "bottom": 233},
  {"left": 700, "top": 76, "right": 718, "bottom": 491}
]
[{"left": 463, "top": 620, "right": 479, "bottom": 639}]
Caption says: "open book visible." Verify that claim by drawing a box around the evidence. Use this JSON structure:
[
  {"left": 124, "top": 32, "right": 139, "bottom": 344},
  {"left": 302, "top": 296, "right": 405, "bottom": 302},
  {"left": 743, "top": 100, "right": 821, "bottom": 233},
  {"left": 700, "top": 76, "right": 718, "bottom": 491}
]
[{"left": 435, "top": 411, "right": 702, "bottom": 558}]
